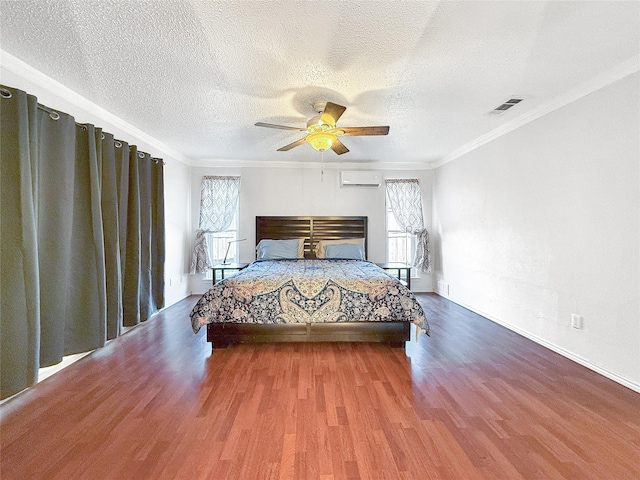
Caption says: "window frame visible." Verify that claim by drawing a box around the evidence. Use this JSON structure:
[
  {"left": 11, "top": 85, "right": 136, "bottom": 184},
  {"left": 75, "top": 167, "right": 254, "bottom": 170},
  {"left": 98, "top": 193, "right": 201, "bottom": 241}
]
[
  {"left": 385, "top": 200, "right": 417, "bottom": 275},
  {"left": 204, "top": 200, "right": 240, "bottom": 280}
]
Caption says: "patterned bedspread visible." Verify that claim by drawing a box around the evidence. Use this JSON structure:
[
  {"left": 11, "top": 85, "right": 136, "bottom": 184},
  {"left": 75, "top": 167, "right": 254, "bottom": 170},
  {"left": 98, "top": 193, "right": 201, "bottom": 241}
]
[{"left": 190, "top": 259, "right": 429, "bottom": 334}]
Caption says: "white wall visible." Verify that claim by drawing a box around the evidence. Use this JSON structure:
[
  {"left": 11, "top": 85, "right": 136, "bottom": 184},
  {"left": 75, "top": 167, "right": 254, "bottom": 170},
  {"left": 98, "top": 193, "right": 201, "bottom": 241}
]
[
  {"left": 432, "top": 73, "right": 640, "bottom": 391},
  {"left": 1, "top": 63, "right": 192, "bottom": 308},
  {"left": 189, "top": 165, "right": 433, "bottom": 294},
  {"left": 162, "top": 159, "right": 191, "bottom": 307}
]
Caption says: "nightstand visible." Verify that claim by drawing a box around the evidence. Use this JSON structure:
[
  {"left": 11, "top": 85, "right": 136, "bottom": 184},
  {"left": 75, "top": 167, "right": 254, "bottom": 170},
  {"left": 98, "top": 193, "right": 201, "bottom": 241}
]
[
  {"left": 211, "top": 262, "right": 249, "bottom": 284},
  {"left": 376, "top": 263, "right": 412, "bottom": 289}
]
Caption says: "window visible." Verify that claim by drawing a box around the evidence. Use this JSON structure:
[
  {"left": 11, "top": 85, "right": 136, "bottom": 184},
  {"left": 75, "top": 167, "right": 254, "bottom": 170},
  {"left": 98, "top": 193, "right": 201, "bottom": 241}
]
[
  {"left": 190, "top": 175, "right": 241, "bottom": 277},
  {"left": 385, "top": 178, "right": 431, "bottom": 273},
  {"left": 205, "top": 201, "right": 239, "bottom": 279},
  {"left": 386, "top": 202, "right": 415, "bottom": 265}
]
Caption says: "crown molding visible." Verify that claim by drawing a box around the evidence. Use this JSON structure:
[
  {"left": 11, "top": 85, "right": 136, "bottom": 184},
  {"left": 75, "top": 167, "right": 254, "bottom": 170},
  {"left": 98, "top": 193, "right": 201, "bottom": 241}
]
[
  {"left": 189, "top": 158, "right": 433, "bottom": 170},
  {"left": 433, "top": 55, "right": 640, "bottom": 169},
  {"left": 0, "top": 50, "right": 192, "bottom": 165}
]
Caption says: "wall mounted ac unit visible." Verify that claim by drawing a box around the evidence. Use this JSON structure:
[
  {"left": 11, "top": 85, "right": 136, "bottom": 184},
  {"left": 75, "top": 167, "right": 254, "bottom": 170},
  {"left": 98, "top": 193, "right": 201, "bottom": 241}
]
[{"left": 340, "top": 171, "right": 382, "bottom": 187}]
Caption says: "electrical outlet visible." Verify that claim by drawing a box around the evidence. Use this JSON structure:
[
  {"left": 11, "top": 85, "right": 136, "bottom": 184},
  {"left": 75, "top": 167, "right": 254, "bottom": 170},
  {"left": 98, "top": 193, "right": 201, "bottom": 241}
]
[
  {"left": 571, "top": 314, "right": 583, "bottom": 329},
  {"left": 437, "top": 280, "right": 449, "bottom": 295}
]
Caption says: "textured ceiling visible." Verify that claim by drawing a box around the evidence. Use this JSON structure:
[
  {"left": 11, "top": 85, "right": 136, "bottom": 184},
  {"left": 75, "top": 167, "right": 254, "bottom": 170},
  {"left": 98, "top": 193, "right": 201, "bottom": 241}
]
[{"left": 1, "top": 0, "right": 638, "bottom": 166}]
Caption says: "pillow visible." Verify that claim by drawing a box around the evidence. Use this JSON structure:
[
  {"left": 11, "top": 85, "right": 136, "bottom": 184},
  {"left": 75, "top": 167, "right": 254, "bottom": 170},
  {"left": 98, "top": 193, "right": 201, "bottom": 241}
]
[
  {"left": 256, "top": 238, "right": 304, "bottom": 260},
  {"left": 324, "top": 243, "right": 365, "bottom": 260},
  {"left": 315, "top": 238, "right": 365, "bottom": 259}
]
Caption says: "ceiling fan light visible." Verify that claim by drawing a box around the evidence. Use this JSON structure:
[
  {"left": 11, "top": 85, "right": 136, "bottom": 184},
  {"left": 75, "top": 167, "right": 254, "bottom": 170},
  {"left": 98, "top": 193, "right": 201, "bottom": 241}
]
[
  {"left": 307, "top": 132, "right": 336, "bottom": 151},
  {"left": 319, "top": 112, "right": 336, "bottom": 127},
  {"left": 307, "top": 114, "right": 333, "bottom": 133},
  {"left": 307, "top": 114, "right": 323, "bottom": 128}
]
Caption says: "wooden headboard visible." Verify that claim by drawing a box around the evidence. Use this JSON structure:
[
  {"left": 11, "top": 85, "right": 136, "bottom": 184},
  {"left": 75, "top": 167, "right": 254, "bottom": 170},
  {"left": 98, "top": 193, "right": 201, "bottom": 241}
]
[{"left": 255, "top": 216, "right": 368, "bottom": 258}]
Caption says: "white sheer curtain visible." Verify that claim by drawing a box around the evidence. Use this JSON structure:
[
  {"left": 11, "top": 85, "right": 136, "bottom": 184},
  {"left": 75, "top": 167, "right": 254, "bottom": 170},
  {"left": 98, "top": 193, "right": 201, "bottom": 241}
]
[
  {"left": 385, "top": 179, "right": 431, "bottom": 272},
  {"left": 190, "top": 176, "right": 240, "bottom": 274}
]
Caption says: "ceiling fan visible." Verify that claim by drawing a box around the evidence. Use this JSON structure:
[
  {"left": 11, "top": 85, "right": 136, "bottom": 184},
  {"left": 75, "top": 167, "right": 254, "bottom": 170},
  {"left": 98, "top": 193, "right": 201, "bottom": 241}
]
[{"left": 255, "top": 101, "right": 390, "bottom": 155}]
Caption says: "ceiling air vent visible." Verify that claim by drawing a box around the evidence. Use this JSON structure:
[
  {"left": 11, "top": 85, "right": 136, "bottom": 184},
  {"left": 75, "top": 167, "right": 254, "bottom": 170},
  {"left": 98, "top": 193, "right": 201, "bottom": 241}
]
[{"left": 487, "top": 96, "right": 525, "bottom": 116}]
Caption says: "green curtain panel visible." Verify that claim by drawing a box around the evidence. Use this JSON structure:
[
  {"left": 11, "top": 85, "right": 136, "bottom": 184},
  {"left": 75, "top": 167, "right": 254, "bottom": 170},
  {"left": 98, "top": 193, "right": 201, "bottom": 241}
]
[
  {"left": 121, "top": 144, "right": 142, "bottom": 327},
  {"left": 0, "top": 85, "right": 165, "bottom": 399},
  {"left": 0, "top": 88, "right": 41, "bottom": 396},
  {"left": 100, "top": 132, "right": 123, "bottom": 340}
]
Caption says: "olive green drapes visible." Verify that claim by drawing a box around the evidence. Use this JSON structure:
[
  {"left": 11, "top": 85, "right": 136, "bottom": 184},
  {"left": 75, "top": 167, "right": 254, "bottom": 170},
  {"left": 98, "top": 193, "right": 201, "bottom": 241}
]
[{"left": 0, "top": 85, "right": 165, "bottom": 399}]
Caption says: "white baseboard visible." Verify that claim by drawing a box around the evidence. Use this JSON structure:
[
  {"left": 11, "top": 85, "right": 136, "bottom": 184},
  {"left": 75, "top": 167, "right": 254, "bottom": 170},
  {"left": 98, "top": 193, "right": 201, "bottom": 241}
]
[{"left": 438, "top": 294, "right": 640, "bottom": 394}]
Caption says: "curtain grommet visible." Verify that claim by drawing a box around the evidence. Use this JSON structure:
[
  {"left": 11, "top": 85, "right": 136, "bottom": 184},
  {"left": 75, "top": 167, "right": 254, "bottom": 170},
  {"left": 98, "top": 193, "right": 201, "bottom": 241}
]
[
  {"left": 0, "top": 88, "right": 12, "bottom": 99},
  {"left": 49, "top": 111, "right": 60, "bottom": 121}
]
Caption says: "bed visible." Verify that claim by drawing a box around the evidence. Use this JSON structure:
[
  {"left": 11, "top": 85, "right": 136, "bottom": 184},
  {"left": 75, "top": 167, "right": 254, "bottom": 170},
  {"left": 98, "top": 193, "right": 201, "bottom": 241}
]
[{"left": 190, "top": 216, "right": 429, "bottom": 349}]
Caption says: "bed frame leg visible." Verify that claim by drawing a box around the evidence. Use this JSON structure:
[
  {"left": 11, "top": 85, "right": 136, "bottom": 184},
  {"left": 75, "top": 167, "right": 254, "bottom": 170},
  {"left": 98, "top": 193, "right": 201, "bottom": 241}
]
[{"left": 211, "top": 340, "right": 229, "bottom": 350}]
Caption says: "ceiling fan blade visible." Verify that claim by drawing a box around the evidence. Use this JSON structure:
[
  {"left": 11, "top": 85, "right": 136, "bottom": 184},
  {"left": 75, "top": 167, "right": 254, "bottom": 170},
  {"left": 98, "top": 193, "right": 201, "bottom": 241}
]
[
  {"left": 339, "top": 126, "right": 390, "bottom": 136},
  {"left": 330, "top": 138, "right": 349, "bottom": 155},
  {"left": 255, "top": 122, "right": 307, "bottom": 131},
  {"left": 277, "top": 137, "right": 308, "bottom": 151},
  {"left": 321, "top": 102, "right": 347, "bottom": 126}
]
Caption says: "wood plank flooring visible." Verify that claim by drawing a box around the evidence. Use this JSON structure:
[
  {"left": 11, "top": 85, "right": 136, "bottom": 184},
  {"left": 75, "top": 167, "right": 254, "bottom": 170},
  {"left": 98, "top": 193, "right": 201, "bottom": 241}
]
[{"left": 1, "top": 294, "right": 639, "bottom": 479}]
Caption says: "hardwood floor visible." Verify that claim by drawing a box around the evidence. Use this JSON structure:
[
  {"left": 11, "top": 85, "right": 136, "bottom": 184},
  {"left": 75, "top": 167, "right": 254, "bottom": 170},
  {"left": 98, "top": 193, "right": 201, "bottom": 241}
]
[{"left": 1, "top": 294, "right": 639, "bottom": 479}]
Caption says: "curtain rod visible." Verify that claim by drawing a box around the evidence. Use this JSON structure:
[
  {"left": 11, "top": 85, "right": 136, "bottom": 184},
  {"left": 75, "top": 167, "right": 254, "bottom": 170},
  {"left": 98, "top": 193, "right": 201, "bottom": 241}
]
[{"left": 1, "top": 86, "right": 165, "bottom": 165}]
